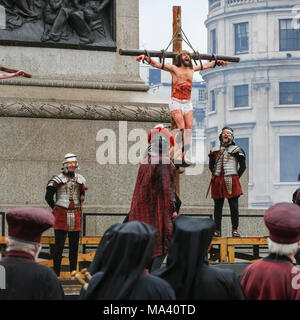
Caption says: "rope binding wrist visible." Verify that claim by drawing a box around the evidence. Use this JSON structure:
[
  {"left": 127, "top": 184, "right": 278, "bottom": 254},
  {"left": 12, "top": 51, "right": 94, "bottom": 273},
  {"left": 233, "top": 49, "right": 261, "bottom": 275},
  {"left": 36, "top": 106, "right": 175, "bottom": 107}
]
[{"left": 142, "top": 49, "right": 152, "bottom": 65}]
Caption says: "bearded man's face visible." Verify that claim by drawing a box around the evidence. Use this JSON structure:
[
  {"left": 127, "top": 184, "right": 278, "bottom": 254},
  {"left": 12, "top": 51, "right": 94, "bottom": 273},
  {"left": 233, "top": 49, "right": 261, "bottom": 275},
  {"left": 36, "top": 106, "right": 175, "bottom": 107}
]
[{"left": 181, "top": 53, "right": 192, "bottom": 67}]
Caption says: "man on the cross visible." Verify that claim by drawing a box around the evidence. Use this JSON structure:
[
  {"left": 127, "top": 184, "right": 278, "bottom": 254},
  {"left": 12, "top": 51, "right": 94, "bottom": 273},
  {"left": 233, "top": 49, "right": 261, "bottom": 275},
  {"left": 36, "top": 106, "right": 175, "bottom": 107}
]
[{"left": 136, "top": 51, "right": 228, "bottom": 164}]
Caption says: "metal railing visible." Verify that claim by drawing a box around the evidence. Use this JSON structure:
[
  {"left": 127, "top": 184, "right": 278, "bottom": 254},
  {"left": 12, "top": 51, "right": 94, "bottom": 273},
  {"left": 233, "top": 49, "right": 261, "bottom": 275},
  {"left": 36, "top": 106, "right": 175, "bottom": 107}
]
[
  {"left": 209, "top": 0, "right": 221, "bottom": 12},
  {"left": 0, "top": 211, "right": 264, "bottom": 238},
  {"left": 1, "top": 211, "right": 266, "bottom": 260},
  {"left": 227, "top": 0, "right": 254, "bottom": 6},
  {"left": 0, "top": 212, "right": 4, "bottom": 236},
  {"left": 81, "top": 212, "right": 265, "bottom": 254}
]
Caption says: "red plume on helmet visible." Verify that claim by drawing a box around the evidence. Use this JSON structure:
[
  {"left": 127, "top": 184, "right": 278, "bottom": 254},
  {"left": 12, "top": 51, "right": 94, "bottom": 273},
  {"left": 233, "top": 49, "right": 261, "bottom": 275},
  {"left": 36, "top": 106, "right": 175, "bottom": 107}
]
[{"left": 147, "top": 126, "right": 175, "bottom": 147}]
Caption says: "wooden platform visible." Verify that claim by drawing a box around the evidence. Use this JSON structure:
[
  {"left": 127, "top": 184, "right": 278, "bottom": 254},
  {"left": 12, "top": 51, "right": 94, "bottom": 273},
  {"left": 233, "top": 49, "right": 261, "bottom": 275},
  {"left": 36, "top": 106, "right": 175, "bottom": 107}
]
[{"left": 1, "top": 235, "right": 269, "bottom": 277}]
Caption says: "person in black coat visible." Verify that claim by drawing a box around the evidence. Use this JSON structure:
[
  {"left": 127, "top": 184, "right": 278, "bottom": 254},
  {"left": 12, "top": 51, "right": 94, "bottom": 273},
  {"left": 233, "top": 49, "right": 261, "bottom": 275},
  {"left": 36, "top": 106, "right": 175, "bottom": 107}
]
[
  {"left": 80, "top": 221, "right": 175, "bottom": 300},
  {"left": 154, "top": 215, "right": 245, "bottom": 300},
  {"left": 292, "top": 173, "right": 300, "bottom": 264},
  {"left": 292, "top": 174, "right": 300, "bottom": 206}
]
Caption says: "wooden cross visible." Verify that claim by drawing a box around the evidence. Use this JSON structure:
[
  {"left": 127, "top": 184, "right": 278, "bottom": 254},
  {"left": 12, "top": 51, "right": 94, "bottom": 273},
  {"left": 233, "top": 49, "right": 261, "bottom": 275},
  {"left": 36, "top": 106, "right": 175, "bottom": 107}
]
[
  {"left": 119, "top": 6, "right": 240, "bottom": 201},
  {"left": 172, "top": 6, "right": 183, "bottom": 199}
]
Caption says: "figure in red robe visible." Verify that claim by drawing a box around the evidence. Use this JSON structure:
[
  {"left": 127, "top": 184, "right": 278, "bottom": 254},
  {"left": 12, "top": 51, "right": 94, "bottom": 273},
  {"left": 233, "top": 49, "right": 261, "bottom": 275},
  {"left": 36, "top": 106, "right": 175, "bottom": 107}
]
[
  {"left": 129, "top": 125, "right": 180, "bottom": 272},
  {"left": 240, "top": 202, "right": 300, "bottom": 300}
]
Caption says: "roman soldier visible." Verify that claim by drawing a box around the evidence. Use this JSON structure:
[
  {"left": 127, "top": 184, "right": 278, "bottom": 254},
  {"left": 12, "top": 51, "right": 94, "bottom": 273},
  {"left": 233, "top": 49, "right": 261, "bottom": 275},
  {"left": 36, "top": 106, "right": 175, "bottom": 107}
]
[
  {"left": 45, "top": 153, "right": 87, "bottom": 276},
  {"left": 208, "top": 127, "right": 246, "bottom": 237}
]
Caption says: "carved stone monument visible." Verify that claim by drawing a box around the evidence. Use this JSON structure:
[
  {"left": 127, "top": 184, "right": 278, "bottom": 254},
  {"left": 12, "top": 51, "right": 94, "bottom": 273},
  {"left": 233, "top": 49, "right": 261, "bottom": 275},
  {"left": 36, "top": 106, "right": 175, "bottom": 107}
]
[{"left": 0, "top": 0, "right": 115, "bottom": 48}]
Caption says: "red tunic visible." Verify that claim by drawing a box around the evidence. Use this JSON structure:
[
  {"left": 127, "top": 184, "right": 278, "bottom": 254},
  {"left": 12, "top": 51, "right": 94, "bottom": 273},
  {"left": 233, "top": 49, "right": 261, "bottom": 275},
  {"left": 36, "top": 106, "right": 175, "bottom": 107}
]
[
  {"left": 51, "top": 180, "right": 86, "bottom": 231},
  {"left": 129, "top": 155, "right": 176, "bottom": 257},
  {"left": 52, "top": 205, "right": 81, "bottom": 231},
  {"left": 240, "top": 255, "right": 300, "bottom": 300},
  {"left": 209, "top": 150, "right": 243, "bottom": 199},
  {"left": 211, "top": 175, "right": 243, "bottom": 199}
]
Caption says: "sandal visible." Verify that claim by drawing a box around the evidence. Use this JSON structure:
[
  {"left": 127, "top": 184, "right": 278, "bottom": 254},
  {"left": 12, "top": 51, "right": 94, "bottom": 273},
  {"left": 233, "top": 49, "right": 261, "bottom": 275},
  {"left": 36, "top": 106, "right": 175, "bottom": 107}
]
[
  {"left": 214, "top": 230, "right": 221, "bottom": 237},
  {"left": 232, "top": 230, "right": 241, "bottom": 237}
]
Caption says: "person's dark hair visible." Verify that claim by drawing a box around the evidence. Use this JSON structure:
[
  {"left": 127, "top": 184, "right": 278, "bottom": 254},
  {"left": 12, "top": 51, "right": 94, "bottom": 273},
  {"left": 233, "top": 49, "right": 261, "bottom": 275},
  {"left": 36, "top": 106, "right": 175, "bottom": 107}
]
[{"left": 174, "top": 51, "right": 193, "bottom": 69}]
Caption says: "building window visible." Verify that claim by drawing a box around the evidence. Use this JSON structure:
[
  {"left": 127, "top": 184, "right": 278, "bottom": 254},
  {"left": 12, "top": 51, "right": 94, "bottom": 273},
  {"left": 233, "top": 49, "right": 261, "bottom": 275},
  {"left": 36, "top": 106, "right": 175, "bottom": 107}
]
[
  {"left": 198, "top": 87, "right": 207, "bottom": 103},
  {"left": 279, "top": 82, "right": 300, "bottom": 105},
  {"left": 279, "top": 19, "right": 300, "bottom": 51},
  {"left": 280, "top": 136, "right": 300, "bottom": 182},
  {"left": 234, "top": 85, "right": 248, "bottom": 108},
  {"left": 210, "top": 90, "right": 216, "bottom": 112},
  {"left": 149, "top": 68, "right": 161, "bottom": 86},
  {"left": 234, "top": 22, "right": 249, "bottom": 54},
  {"left": 211, "top": 29, "right": 217, "bottom": 54},
  {"left": 209, "top": 0, "right": 221, "bottom": 11},
  {"left": 194, "top": 108, "right": 206, "bottom": 126},
  {"left": 210, "top": 141, "right": 216, "bottom": 150}
]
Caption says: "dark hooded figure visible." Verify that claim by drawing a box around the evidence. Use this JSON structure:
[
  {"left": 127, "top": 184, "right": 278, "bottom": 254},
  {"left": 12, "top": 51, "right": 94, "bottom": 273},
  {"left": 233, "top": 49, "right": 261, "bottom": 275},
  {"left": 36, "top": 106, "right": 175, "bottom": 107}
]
[
  {"left": 154, "top": 215, "right": 245, "bottom": 300},
  {"left": 81, "top": 221, "right": 175, "bottom": 300}
]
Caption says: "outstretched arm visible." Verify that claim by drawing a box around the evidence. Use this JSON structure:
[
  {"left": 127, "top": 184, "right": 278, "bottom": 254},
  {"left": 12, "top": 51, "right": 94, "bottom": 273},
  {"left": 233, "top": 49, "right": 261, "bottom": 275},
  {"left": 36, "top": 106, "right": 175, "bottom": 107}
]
[
  {"left": 0, "top": 70, "right": 26, "bottom": 79},
  {"left": 194, "top": 60, "right": 228, "bottom": 72},
  {"left": 136, "top": 55, "right": 174, "bottom": 72}
]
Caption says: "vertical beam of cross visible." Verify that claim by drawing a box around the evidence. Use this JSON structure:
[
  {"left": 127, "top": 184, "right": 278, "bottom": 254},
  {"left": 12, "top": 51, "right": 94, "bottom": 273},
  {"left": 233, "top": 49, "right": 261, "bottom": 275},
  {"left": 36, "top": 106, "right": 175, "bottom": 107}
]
[{"left": 172, "top": 6, "right": 182, "bottom": 199}]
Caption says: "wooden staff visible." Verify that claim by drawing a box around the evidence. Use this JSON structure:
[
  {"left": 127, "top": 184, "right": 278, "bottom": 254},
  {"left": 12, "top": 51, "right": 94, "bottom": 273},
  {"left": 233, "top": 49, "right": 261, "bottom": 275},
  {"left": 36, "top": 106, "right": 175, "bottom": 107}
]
[
  {"left": 0, "top": 66, "right": 32, "bottom": 78},
  {"left": 118, "top": 48, "right": 240, "bottom": 63}
]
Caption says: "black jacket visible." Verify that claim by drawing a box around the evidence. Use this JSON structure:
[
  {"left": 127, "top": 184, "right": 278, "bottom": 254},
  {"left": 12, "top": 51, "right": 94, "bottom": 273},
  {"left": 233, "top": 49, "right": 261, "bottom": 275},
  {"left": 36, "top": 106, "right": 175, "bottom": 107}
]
[
  {"left": 81, "top": 221, "right": 175, "bottom": 300},
  {"left": 154, "top": 215, "right": 245, "bottom": 300}
]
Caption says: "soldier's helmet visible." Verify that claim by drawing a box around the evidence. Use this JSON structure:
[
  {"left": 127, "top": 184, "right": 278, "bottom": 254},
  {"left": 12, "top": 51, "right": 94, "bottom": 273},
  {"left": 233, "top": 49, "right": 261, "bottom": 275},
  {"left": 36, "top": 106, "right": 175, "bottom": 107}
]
[
  {"left": 62, "top": 153, "right": 79, "bottom": 171},
  {"left": 63, "top": 153, "right": 78, "bottom": 164}
]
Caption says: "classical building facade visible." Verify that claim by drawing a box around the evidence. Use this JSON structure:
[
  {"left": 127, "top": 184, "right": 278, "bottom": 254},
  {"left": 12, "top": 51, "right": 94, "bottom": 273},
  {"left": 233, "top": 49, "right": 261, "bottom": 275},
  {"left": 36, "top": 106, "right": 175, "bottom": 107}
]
[{"left": 203, "top": 0, "right": 300, "bottom": 207}]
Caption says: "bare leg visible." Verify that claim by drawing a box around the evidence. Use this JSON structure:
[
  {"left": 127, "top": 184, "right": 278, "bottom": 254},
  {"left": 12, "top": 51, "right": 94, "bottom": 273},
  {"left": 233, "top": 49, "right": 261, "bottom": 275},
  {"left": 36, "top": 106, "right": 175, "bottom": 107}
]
[
  {"left": 171, "top": 109, "right": 185, "bottom": 129},
  {"left": 171, "top": 110, "right": 190, "bottom": 166},
  {"left": 183, "top": 110, "right": 193, "bottom": 161},
  {"left": 183, "top": 110, "right": 193, "bottom": 130}
]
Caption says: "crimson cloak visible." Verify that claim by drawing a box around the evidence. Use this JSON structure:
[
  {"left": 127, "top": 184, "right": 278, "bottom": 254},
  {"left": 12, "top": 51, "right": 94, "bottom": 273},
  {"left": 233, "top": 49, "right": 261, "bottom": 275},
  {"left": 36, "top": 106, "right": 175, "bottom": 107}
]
[{"left": 129, "top": 154, "right": 176, "bottom": 258}]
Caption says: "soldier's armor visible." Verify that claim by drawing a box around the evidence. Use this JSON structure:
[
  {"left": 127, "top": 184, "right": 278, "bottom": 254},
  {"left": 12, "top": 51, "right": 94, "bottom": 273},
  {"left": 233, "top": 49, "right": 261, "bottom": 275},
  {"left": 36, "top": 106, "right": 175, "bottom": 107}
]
[
  {"left": 212, "top": 145, "right": 245, "bottom": 195},
  {"left": 213, "top": 145, "right": 244, "bottom": 177},
  {"left": 47, "top": 173, "right": 86, "bottom": 209}
]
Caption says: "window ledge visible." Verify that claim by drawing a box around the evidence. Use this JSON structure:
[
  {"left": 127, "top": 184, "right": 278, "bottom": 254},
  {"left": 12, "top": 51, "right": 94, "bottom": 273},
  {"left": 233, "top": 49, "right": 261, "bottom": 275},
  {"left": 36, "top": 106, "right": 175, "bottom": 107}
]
[
  {"left": 207, "top": 111, "right": 217, "bottom": 115},
  {"left": 275, "top": 104, "right": 300, "bottom": 108},
  {"left": 235, "top": 52, "right": 249, "bottom": 55},
  {"left": 228, "top": 106, "right": 252, "bottom": 111},
  {"left": 273, "top": 182, "right": 300, "bottom": 189}
]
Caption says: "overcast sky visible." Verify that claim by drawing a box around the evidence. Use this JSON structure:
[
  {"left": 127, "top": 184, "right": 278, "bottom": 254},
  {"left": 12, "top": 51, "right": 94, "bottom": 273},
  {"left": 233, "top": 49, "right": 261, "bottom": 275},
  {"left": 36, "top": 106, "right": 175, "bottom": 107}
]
[{"left": 139, "top": 0, "right": 209, "bottom": 54}]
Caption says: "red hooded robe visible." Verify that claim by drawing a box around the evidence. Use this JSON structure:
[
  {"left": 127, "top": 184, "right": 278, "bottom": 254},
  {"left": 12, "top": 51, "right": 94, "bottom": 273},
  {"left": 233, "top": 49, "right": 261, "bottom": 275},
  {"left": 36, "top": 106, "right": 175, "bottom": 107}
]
[{"left": 129, "top": 155, "right": 176, "bottom": 258}]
